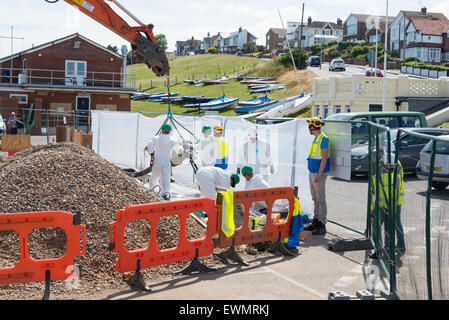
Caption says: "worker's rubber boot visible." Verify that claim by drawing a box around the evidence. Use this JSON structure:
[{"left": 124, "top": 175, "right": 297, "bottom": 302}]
[
  {"left": 304, "top": 218, "right": 319, "bottom": 231},
  {"left": 312, "top": 221, "right": 327, "bottom": 235}
]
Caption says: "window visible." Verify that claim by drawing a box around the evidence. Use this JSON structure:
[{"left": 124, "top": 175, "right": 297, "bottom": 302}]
[
  {"left": 369, "top": 104, "right": 383, "bottom": 112},
  {"left": 335, "top": 106, "right": 341, "bottom": 114},
  {"left": 347, "top": 24, "right": 357, "bottom": 35},
  {"left": 400, "top": 134, "right": 428, "bottom": 147},
  {"left": 324, "top": 106, "right": 329, "bottom": 118},
  {"left": 267, "top": 34, "right": 270, "bottom": 41},
  {"left": 429, "top": 48, "right": 441, "bottom": 61},
  {"left": 346, "top": 105, "right": 351, "bottom": 113},
  {"left": 401, "top": 116, "right": 422, "bottom": 128},
  {"left": 66, "top": 60, "right": 87, "bottom": 78},
  {"left": 325, "top": 29, "right": 332, "bottom": 36},
  {"left": 372, "top": 116, "right": 399, "bottom": 128},
  {"left": 315, "top": 106, "right": 321, "bottom": 117},
  {"left": 10, "top": 94, "right": 28, "bottom": 104},
  {"left": 369, "top": 34, "right": 381, "bottom": 43}
]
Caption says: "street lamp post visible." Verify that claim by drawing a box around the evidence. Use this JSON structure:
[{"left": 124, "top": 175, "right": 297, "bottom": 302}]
[{"left": 382, "top": 0, "right": 389, "bottom": 111}]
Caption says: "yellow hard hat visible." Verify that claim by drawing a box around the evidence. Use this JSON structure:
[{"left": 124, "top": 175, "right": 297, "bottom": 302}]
[
  {"left": 307, "top": 117, "right": 324, "bottom": 128},
  {"left": 214, "top": 125, "right": 224, "bottom": 132}
]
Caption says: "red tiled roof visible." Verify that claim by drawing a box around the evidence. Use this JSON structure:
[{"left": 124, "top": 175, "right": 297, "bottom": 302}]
[{"left": 410, "top": 17, "right": 449, "bottom": 35}]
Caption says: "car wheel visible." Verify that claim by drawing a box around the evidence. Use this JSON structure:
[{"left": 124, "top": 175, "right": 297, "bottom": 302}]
[{"left": 432, "top": 182, "right": 449, "bottom": 190}]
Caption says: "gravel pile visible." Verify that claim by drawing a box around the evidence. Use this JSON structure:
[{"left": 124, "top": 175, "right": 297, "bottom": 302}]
[{"left": 0, "top": 143, "right": 230, "bottom": 300}]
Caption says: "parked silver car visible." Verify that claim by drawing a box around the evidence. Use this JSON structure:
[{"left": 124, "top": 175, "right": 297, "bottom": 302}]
[
  {"left": 416, "top": 135, "right": 449, "bottom": 190},
  {"left": 329, "top": 58, "right": 346, "bottom": 71}
]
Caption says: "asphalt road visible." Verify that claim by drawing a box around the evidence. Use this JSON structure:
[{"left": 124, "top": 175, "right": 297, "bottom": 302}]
[{"left": 308, "top": 63, "right": 423, "bottom": 80}]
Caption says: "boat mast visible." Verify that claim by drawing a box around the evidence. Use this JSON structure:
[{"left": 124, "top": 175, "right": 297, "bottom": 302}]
[
  {"left": 218, "top": 64, "right": 225, "bottom": 96},
  {"left": 278, "top": 8, "right": 304, "bottom": 96}
]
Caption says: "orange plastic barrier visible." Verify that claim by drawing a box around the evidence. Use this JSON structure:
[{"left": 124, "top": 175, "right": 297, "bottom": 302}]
[
  {"left": 216, "top": 187, "right": 295, "bottom": 249},
  {"left": 0, "top": 211, "right": 86, "bottom": 285},
  {"left": 109, "top": 198, "right": 218, "bottom": 273}
]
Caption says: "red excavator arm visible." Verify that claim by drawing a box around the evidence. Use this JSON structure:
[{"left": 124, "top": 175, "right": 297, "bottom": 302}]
[{"left": 45, "top": 0, "right": 169, "bottom": 76}]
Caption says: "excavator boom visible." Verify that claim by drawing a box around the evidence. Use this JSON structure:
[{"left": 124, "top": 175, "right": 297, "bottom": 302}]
[{"left": 47, "top": 0, "right": 169, "bottom": 76}]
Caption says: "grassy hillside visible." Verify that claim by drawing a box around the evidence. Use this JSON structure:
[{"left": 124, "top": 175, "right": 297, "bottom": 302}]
[{"left": 129, "top": 54, "right": 316, "bottom": 117}]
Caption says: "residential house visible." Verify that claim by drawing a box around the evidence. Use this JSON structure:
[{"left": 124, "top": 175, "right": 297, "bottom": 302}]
[
  {"left": 266, "top": 28, "right": 286, "bottom": 52},
  {"left": 287, "top": 21, "right": 305, "bottom": 48},
  {"left": 219, "top": 27, "right": 257, "bottom": 52},
  {"left": 0, "top": 33, "right": 134, "bottom": 128},
  {"left": 366, "top": 18, "right": 394, "bottom": 45},
  {"left": 404, "top": 12, "right": 449, "bottom": 63},
  {"left": 390, "top": 7, "right": 448, "bottom": 59},
  {"left": 201, "top": 32, "right": 220, "bottom": 52},
  {"left": 176, "top": 37, "right": 202, "bottom": 56},
  {"left": 287, "top": 18, "right": 343, "bottom": 49},
  {"left": 343, "top": 14, "right": 372, "bottom": 42},
  {"left": 302, "top": 17, "right": 344, "bottom": 48}
]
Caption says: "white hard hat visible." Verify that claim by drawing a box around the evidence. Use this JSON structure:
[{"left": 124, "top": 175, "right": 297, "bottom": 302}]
[{"left": 248, "top": 127, "right": 257, "bottom": 139}]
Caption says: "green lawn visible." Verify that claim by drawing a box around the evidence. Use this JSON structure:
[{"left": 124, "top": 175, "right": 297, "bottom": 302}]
[{"left": 129, "top": 54, "right": 310, "bottom": 117}]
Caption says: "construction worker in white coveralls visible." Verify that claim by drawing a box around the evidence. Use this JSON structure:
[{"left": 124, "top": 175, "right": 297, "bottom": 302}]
[
  {"left": 147, "top": 123, "right": 183, "bottom": 201},
  {"left": 196, "top": 166, "right": 240, "bottom": 201},
  {"left": 198, "top": 126, "right": 215, "bottom": 168},
  {"left": 238, "top": 127, "right": 275, "bottom": 181},
  {"left": 304, "top": 117, "right": 330, "bottom": 236},
  {"left": 242, "top": 165, "right": 270, "bottom": 215}
]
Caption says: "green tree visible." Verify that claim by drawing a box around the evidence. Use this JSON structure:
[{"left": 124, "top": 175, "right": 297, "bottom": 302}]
[
  {"left": 126, "top": 49, "right": 134, "bottom": 65},
  {"left": 278, "top": 48, "right": 308, "bottom": 70},
  {"left": 155, "top": 34, "right": 168, "bottom": 52},
  {"left": 242, "top": 42, "right": 257, "bottom": 54},
  {"left": 311, "top": 44, "right": 321, "bottom": 55},
  {"left": 107, "top": 44, "right": 119, "bottom": 54}
]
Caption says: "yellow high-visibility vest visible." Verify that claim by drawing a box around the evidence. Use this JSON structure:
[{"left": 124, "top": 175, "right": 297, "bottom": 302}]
[
  {"left": 220, "top": 190, "right": 235, "bottom": 238},
  {"left": 214, "top": 138, "right": 229, "bottom": 159},
  {"left": 372, "top": 161, "right": 405, "bottom": 209},
  {"left": 308, "top": 133, "right": 329, "bottom": 160}
]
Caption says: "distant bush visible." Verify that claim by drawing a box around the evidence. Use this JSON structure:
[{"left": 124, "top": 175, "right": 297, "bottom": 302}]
[
  {"left": 311, "top": 44, "right": 321, "bottom": 55},
  {"left": 402, "top": 62, "right": 449, "bottom": 71},
  {"left": 351, "top": 45, "right": 368, "bottom": 58},
  {"left": 278, "top": 48, "right": 308, "bottom": 69},
  {"left": 207, "top": 47, "right": 217, "bottom": 53},
  {"left": 404, "top": 57, "right": 419, "bottom": 63}
]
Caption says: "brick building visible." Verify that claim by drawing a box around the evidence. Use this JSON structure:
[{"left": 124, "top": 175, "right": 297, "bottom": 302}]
[
  {"left": 0, "top": 33, "right": 135, "bottom": 126},
  {"left": 266, "top": 28, "right": 286, "bottom": 52}
]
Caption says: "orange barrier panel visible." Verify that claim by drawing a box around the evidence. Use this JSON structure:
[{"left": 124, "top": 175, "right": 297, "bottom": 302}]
[
  {"left": 0, "top": 211, "right": 86, "bottom": 285},
  {"left": 216, "top": 187, "right": 295, "bottom": 249},
  {"left": 109, "top": 198, "right": 218, "bottom": 273}
]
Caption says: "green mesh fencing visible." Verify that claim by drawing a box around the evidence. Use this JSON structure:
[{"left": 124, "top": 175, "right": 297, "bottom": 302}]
[{"left": 393, "top": 130, "right": 449, "bottom": 300}]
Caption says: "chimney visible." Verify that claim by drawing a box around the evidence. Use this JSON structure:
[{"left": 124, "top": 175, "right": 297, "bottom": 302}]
[
  {"left": 308, "top": 17, "right": 312, "bottom": 25},
  {"left": 421, "top": 7, "right": 427, "bottom": 15},
  {"left": 337, "top": 18, "right": 342, "bottom": 26}
]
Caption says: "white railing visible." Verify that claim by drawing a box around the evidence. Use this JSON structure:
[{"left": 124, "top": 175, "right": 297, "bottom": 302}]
[
  {"left": 0, "top": 67, "right": 136, "bottom": 90},
  {"left": 313, "top": 74, "right": 449, "bottom": 100}
]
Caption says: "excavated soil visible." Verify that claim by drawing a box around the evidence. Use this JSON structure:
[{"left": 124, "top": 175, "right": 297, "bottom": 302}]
[{"left": 0, "top": 143, "right": 252, "bottom": 300}]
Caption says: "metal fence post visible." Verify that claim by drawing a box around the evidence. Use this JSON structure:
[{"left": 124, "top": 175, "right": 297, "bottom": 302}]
[
  {"left": 366, "top": 123, "right": 372, "bottom": 238},
  {"left": 387, "top": 130, "right": 396, "bottom": 294},
  {"left": 426, "top": 140, "right": 437, "bottom": 300},
  {"left": 375, "top": 127, "right": 381, "bottom": 256}
]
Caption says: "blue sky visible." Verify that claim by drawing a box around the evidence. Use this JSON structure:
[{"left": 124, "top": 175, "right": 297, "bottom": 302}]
[{"left": 1, "top": 0, "right": 448, "bottom": 56}]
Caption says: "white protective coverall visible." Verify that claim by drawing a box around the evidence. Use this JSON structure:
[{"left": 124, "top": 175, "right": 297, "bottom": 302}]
[
  {"left": 147, "top": 134, "right": 182, "bottom": 195},
  {"left": 197, "top": 135, "right": 216, "bottom": 168},
  {"left": 195, "top": 166, "right": 231, "bottom": 200},
  {"left": 239, "top": 133, "right": 274, "bottom": 179},
  {"left": 245, "top": 174, "right": 271, "bottom": 214}
]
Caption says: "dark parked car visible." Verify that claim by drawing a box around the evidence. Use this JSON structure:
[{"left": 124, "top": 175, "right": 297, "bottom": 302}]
[
  {"left": 309, "top": 56, "right": 321, "bottom": 67},
  {"left": 351, "top": 128, "right": 449, "bottom": 175}
]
